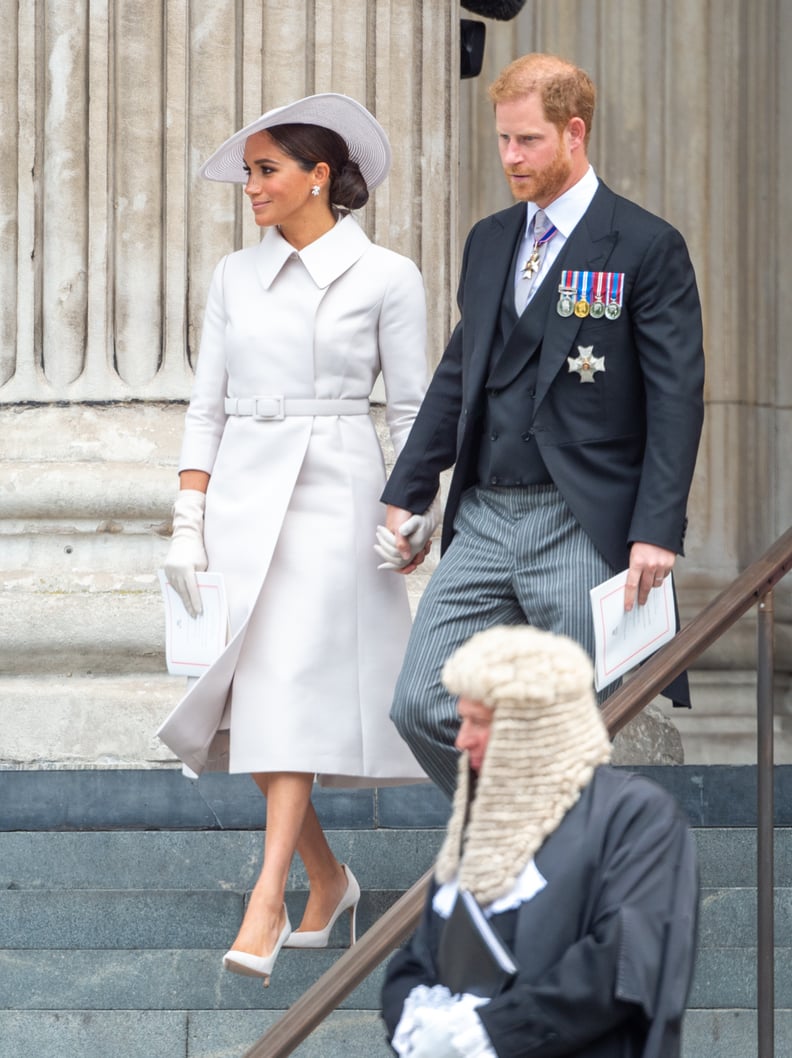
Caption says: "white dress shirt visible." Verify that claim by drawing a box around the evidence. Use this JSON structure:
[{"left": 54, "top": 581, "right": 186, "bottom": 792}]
[{"left": 513, "top": 164, "right": 600, "bottom": 311}]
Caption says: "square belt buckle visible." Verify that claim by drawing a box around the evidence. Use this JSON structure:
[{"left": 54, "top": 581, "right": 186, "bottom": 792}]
[{"left": 253, "top": 396, "right": 285, "bottom": 421}]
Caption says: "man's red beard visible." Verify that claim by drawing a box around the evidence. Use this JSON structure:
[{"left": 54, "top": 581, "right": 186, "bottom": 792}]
[{"left": 505, "top": 141, "right": 572, "bottom": 204}]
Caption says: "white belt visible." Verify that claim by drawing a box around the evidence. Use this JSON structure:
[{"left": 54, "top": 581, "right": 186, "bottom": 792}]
[{"left": 224, "top": 396, "right": 370, "bottom": 421}]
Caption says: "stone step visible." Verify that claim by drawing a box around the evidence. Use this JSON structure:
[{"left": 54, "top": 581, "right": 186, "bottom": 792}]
[
  {"left": 0, "top": 1008, "right": 790, "bottom": 1058},
  {"left": 690, "top": 948, "right": 792, "bottom": 1008},
  {"left": 1, "top": 939, "right": 790, "bottom": 1011},
  {"left": 683, "top": 1009, "right": 792, "bottom": 1058},
  {"left": 699, "top": 887, "right": 792, "bottom": 947},
  {"left": 1, "top": 886, "right": 789, "bottom": 952},
  {"left": 3, "top": 765, "right": 792, "bottom": 832},
  {"left": 0, "top": 829, "right": 444, "bottom": 891},
  {"left": 0, "top": 1010, "right": 395, "bottom": 1058},
  {"left": 1, "top": 946, "right": 791, "bottom": 1012},
  {"left": 2, "top": 827, "right": 791, "bottom": 891},
  {"left": 0, "top": 949, "right": 387, "bottom": 1011},
  {"left": 0, "top": 769, "right": 452, "bottom": 831},
  {"left": 0, "top": 888, "right": 404, "bottom": 950}
]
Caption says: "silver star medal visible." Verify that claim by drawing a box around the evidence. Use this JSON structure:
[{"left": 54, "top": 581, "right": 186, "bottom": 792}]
[
  {"left": 521, "top": 247, "right": 541, "bottom": 280},
  {"left": 567, "top": 344, "right": 605, "bottom": 383}
]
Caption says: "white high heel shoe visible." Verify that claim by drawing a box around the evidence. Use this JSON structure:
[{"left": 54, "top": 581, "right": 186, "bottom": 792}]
[
  {"left": 222, "top": 905, "right": 291, "bottom": 987},
  {"left": 284, "top": 864, "right": 360, "bottom": 949}
]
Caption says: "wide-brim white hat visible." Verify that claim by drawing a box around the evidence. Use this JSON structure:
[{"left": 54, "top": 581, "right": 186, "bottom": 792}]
[{"left": 199, "top": 92, "right": 392, "bottom": 190}]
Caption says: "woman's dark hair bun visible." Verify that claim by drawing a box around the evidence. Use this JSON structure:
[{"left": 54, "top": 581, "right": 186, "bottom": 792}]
[{"left": 331, "top": 159, "right": 369, "bottom": 211}]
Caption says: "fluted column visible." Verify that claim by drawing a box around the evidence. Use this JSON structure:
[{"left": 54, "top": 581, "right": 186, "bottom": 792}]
[{"left": 1, "top": 0, "right": 457, "bottom": 403}]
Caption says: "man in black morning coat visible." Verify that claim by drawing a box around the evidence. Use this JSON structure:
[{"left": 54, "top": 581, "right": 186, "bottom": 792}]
[{"left": 378, "top": 53, "right": 705, "bottom": 799}]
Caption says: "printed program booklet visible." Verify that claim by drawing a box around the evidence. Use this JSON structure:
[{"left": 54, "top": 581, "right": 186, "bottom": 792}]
[
  {"left": 589, "top": 569, "right": 675, "bottom": 690},
  {"left": 158, "top": 570, "right": 229, "bottom": 677}
]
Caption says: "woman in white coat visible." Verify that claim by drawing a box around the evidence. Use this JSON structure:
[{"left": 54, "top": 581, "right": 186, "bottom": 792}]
[{"left": 158, "top": 94, "right": 436, "bottom": 985}]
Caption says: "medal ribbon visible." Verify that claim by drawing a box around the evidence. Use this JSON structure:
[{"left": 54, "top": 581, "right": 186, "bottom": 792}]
[
  {"left": 594, "top": 271, "right": 605, "bottom": 303},
  {"left": 582, "top": 271, "right": 592, "bottom": 302},
  {"left": 534, "top": 222, "right": 558, "bottom": 249},
  {"left": 520, "top": 220, "right": 559, "bottom": 286},
  {"left": 614, "top": 271, "right": 623, "bottom": 304},
  {"left": 608, "top": 271, "right": 624, "bottom": 305}
]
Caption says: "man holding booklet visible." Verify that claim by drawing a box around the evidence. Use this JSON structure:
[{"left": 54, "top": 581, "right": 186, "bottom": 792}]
[
  {"left": 376, "top": 52, "right": 705, "bottom": 801},
  {"left": 381, "top": 626, "right": 699, "bottom": 1058}
]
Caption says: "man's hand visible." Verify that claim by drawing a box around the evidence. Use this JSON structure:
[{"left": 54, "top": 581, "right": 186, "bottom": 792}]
[
  {"left": 375, "top": 500, "right": 440, "bottom": 574},
  {"left": 624, "top": 542, "right": 675, "bottom": 612}
]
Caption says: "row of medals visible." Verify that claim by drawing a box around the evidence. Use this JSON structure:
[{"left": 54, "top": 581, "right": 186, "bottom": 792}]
[{"left": 557, "top": 287, "right": 622, "bottom": 320}]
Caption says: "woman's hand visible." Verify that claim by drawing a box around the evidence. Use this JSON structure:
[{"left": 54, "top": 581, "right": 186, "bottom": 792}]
[
  {"left": 164, "top": 489, "right": 209, "bottom": 618},
  {"left": 375, "top": 497, "right": 442, "bottom": 573}
]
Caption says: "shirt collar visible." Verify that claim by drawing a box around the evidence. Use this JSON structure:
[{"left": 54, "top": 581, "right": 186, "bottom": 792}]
[
  {"left": 524, "top": 165, "right": 599, "bottom": 238},
  {"left": 254, "top": 213, "right": 371, "bottom": 290}
]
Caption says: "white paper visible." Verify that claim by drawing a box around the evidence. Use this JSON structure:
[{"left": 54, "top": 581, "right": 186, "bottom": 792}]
[
  {"left": 589, "top": 569, "right": 675, "bottom": 690},
  {"left": 158, "top": 570, "right": 229, "bottom": 677}
]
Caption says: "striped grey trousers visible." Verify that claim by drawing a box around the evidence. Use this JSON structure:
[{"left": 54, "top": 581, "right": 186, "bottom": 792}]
[{"left": 391, "top": 484, "right": 616, "bottom": 800}]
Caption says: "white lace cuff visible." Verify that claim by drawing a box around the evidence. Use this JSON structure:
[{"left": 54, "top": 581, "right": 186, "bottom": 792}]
[
  {"left": 391, "top": 984, "right": 496, "bottom": 1058},
  {"left": 451, "top": 993, "right": 498, "bottom": 1057},
  {"left": 392, "top": 985, "right": 454, "bottom": 1056}
]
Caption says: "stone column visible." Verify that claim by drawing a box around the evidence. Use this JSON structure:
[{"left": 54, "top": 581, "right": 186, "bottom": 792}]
[
  {"left": 0, "top": 0, "right": 458, "bottom": 768},
  {"left": 459, "top": 0, "right": 791, "bottom": 762}
]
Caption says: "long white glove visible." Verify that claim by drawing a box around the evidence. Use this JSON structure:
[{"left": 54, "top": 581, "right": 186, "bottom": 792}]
[
  {"left": 375, "top": 494, "right": 442, "bottom": 571},
  {"left": 164, "top": 489, "right": 208, "bottom": 618}
]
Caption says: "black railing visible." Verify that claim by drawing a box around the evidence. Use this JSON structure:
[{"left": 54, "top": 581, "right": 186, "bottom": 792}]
[{"left": 245, "top": 525, "right": 792, "bottom": 1058}]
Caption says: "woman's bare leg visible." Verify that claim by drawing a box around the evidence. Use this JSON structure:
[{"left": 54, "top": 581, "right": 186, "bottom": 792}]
[
  {"left": 247, "top": 773, "right": 350, "bottom": 937},
  {"left": 229, "top": 771, "right": 312, "bottom": 957},
  {"left": 291, "top": 798, "right": 350, "bottom": 933}
]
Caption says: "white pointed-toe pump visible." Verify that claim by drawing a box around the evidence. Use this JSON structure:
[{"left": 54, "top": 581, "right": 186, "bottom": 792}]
[
  {"left": 222, "top": 905, "right": 291, "bottom": 987},
  {"left": 284, "top": 864, "right": 360, "bottom": 949}
]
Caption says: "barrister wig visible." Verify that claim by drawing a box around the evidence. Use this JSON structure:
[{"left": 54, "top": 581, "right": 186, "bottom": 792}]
[{"left": 434, "top": 626, "right": 612, "bottom": 905}]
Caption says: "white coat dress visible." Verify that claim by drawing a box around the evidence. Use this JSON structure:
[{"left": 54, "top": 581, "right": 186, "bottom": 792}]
[{"left": 157, "top": 215, "right": 428, "bottom": 784}]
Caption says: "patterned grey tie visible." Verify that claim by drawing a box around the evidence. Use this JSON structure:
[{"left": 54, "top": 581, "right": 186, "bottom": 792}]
[{"left": 517, "top": 209, "right": 550, "bottom": 312}]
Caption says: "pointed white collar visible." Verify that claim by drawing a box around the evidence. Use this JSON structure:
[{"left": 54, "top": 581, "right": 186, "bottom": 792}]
[
  {"left": 524, "top": 164, "right": 599, "bottom": 239},
  {"left": 253, "top": 214, "right": 371, "bottom": 290}
]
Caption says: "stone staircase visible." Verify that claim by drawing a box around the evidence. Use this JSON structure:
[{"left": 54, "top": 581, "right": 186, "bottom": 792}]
[{"left": 1, "top": 767, "right": 791, "bottom": 1058}]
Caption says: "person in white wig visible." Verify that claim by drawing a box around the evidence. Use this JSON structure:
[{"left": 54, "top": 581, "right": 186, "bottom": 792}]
[
  {"left": 382, "top": 625, "right": 699, "bottom": 1057},
  {"left": 157, "top": 93, "right": 433, "bottom": 985}
]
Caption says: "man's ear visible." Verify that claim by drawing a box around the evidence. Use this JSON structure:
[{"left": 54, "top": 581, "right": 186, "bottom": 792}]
[{"left": 566, "top": 116, "right": 587, "bottom": 150}]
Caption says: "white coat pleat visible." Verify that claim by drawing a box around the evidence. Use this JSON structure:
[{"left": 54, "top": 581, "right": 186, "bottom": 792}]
[{"left": 157, "top": 216, "right": 428, "bottom": 784}]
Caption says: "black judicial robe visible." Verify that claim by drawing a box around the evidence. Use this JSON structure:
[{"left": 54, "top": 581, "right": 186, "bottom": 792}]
[{"left": 381, "top": 766, "right": 699, "bottom": 1058}]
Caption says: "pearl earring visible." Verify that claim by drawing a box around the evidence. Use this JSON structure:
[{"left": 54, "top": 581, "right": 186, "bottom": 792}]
[{"left": 311, "top": 185, "right": 320, "bottom": 197}]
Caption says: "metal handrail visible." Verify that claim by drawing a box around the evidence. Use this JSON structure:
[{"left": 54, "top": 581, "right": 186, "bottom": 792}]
[
  {"left": 756, "top": 590, "right": 775, "bottom": 1058},
  {"left": 246, "top": 525, "right": 792, "bottom": 1058}
]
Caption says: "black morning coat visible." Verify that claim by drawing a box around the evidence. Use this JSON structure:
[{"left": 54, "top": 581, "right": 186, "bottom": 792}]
[
  {"left": 381, "top": 766, "right": 700, "bottom": 1058},
  {"left": 381, "top": 182, "right": 705, "bottom": 704}
]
